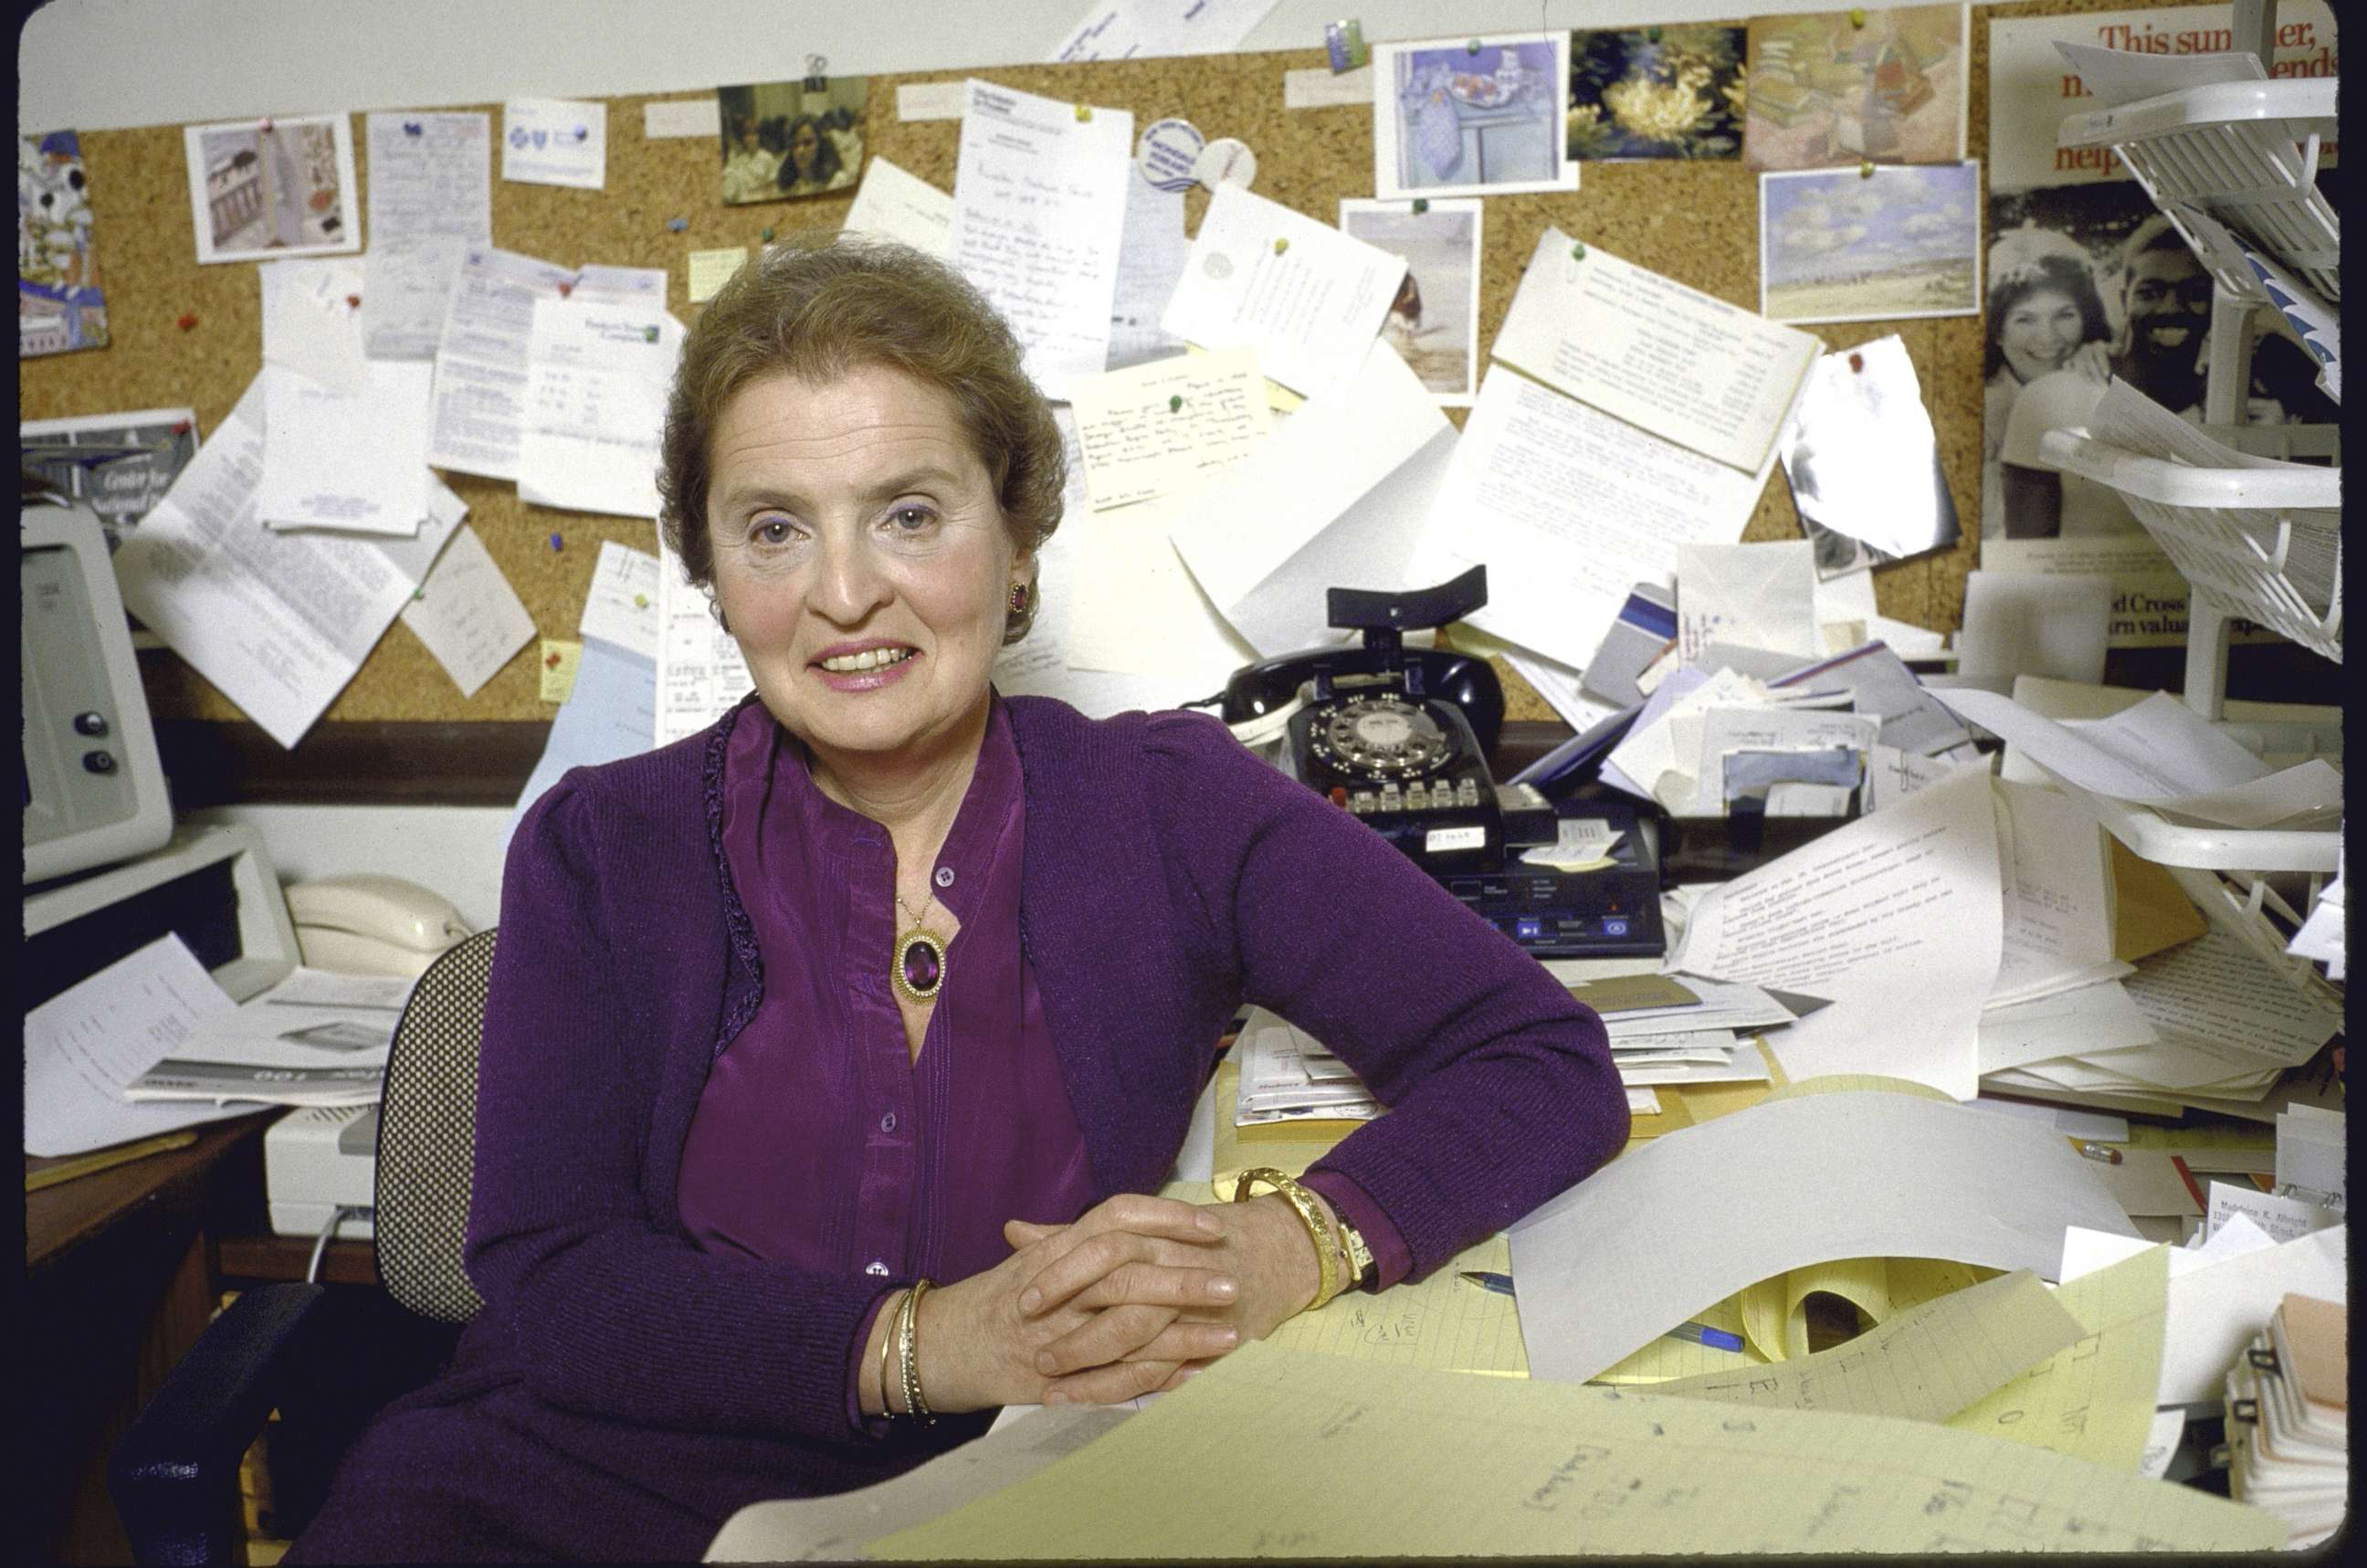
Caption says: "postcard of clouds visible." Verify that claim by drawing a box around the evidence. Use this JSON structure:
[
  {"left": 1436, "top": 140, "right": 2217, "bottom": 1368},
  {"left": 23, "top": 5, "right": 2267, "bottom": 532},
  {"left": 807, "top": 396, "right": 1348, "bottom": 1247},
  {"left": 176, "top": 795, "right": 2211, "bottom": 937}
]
[{"left": 1760, "top": 161, "right": 1982, "bottom": 327}]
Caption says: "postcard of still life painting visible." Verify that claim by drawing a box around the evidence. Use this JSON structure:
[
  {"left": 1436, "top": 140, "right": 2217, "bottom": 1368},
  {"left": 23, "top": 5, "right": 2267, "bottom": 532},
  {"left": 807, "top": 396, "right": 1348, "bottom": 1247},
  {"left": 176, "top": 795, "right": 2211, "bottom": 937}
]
[{"left": 1743, "top": 5, "right": 1969, "bottom": 172}]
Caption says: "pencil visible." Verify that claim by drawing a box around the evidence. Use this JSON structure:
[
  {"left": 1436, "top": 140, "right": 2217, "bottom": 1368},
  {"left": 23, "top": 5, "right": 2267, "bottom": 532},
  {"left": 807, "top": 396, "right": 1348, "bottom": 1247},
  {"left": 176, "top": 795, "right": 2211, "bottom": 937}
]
[{"left": 26, "top": 1129, "right": 200, "bottom": 1193}]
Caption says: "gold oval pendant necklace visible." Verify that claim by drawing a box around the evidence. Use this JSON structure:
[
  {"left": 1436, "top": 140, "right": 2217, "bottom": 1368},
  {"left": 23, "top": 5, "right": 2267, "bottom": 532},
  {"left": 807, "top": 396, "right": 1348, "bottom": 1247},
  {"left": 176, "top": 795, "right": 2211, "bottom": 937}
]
[{"left": 891, "top": 889, "right": 947, "bottom": 1005}]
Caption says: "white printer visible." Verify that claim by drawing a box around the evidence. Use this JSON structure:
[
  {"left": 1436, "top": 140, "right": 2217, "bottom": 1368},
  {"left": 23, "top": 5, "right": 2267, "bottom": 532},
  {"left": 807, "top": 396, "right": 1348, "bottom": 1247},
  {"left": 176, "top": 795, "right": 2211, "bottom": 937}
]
[{"left": 266, "top": 1103, "right": 379, "bottom": 1239}]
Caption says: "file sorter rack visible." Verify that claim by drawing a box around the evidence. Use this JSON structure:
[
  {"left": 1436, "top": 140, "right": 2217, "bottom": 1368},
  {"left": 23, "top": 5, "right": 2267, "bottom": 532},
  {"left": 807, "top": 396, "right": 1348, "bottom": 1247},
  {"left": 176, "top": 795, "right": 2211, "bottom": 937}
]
[{"left": 2030, "top": 0, "right": 2341, "bottom": 885}]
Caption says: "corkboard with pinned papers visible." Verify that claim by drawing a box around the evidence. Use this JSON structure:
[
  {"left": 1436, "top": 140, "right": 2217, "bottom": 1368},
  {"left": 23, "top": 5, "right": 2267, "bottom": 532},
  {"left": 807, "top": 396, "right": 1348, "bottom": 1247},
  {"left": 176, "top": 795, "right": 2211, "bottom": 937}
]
[{"left": 17, "top": 0, "right": 2193, "bottom": 739}]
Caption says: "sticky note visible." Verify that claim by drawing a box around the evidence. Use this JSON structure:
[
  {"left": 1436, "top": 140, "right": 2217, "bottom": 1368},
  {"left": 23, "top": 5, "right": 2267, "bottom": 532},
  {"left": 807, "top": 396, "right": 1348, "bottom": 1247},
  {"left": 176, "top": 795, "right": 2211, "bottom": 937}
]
[{"left": 540, "top": 637, "right": 584, "bottom": 702}]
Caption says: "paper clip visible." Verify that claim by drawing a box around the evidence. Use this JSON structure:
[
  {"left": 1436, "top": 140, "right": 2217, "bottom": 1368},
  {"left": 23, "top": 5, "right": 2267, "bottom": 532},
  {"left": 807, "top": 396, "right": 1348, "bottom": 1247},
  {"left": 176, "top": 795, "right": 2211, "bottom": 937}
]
[
  {"left": 1858, "top": 160, "right": 1876, "bottom": 179},
  {"left": 1412, "top": 197, "right": 1428, "bottom": 213},
  {"left": 1168, "top": 395, "right": 1184, "bottom": 412},
  {"left": 1074, "top": 103, "right": 1092, "bottom": 121}
]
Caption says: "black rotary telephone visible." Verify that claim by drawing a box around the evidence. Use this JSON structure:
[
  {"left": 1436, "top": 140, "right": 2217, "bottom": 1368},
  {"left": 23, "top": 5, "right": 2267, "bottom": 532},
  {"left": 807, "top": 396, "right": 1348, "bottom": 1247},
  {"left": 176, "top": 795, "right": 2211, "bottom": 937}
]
[{"left": 1219, "top": 567, "right": 1507, "bottom": 873}]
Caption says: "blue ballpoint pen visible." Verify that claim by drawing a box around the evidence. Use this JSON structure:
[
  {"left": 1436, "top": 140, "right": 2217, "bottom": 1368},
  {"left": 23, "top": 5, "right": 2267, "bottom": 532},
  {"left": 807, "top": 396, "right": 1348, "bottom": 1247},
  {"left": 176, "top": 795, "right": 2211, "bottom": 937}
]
[{"left": 1457, "top": 1273, "right": 1744, "bottom": 1352}]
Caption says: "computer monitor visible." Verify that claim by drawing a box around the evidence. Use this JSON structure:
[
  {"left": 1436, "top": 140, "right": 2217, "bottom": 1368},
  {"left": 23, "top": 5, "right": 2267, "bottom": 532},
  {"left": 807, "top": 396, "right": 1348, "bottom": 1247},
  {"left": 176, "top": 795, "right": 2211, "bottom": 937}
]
[{"left": 22, "top": 496, "right": 172, "bottom": 883}]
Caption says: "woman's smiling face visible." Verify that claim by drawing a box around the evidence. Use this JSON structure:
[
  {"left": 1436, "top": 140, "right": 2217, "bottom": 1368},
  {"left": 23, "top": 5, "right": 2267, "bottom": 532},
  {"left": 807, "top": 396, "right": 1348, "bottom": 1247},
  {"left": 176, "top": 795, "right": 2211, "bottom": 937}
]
[
  {"left": 1999, "top": 284, "right": 2085, "bottom": 382},
  {"left": 704, "top": 364, "right": 1023, "bottom": 773}
]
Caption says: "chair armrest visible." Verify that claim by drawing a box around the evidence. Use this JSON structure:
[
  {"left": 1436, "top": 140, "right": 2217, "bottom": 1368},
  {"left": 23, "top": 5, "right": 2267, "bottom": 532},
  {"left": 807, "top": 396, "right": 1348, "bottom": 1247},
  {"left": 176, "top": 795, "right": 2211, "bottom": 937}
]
[{"left": 109, "top": 1281, "right": 339, "bottom": 1566}]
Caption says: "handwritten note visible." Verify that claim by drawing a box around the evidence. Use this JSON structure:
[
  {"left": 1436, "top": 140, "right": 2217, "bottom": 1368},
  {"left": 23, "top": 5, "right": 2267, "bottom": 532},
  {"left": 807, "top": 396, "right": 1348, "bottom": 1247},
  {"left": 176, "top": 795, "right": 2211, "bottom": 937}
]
[
  {"left": 867, "top": 1341, "right": 2284, "bottom": 1557},
  {"left": 687, "top": 247, "right": 746, "bottom": 303},
  {"left": 1493, "top": 227, "right": 1820, "bottom": 474},
  {"left": 539, "top": 638, "right": 582, "bottom": 703},
  {"left": 843, "top": 156, "right": 953, "bottom": 258},
  {"left": 1943, "top": 1243, "right": 2170, "bottom": 1469},
  {"left": 397, "top": 524, "right": 534, "bottom": 699},
  {"left": 578, "top": 539, "right": 661, "bottom": 658},
  {"left": 365, "top": 110, "right": 490, "bottom": 244},
  {"left": 1068, "top": 347, "right": 1268, "bottom": 510},
  {"left": 1161, "top": 183, "right": 1406, "bottom": 399},
  {"left": 947, "top": 80, "right": 1132, "bottom": 400}
]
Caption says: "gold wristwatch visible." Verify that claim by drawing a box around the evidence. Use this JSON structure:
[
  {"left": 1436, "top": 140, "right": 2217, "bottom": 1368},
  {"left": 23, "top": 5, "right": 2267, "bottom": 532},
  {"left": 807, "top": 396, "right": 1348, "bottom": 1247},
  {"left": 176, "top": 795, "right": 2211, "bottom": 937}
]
[{"left": 1333, "top": 1214, "right": 1374, "bottom": 1289}]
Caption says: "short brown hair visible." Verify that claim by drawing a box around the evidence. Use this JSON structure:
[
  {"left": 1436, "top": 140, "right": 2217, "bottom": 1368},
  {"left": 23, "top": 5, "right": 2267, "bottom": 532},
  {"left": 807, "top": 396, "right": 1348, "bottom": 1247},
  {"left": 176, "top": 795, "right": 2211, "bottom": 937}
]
[{"left": 657, "top": 233, "right": 1065, "bottom": 640}]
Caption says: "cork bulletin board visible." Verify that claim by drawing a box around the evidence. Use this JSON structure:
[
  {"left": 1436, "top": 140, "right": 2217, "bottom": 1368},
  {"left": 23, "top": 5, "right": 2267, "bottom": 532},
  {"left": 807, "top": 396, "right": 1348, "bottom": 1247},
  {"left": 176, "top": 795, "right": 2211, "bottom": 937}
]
[{"left": 17, "top": 0, "right": 2214, "bottom": 737}]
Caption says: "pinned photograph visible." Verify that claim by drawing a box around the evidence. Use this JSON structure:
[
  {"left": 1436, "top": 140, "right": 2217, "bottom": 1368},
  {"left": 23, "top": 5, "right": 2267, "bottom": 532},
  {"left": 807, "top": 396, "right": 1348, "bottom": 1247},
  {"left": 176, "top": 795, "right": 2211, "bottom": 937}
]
[
  {"left": 19, "top": 132, "right": 109, "bottom": 356},
  {"left": 1978, "top": 182, "right": 2336, "bottom": 541},
  {"left": 1372, "top": 33, "right": 1577, "bottom": 201},
  {"left": 20, "top": 409, "right": 201, "bottom": 550},
  {"left": 1338, "top": 198, "right": 1481, "bottom": 405},
  {"left": 182, "top": 113, "right": 359, "bottom": 264},
  {"left": 1742, "top": 5, "right": 1967, "bottom": 172},
  {"left": 1759, "top": 161, "right": 1980, "bottom": 326},
  {"left": 716, "top": 75, "right": 868, "bottom": 204},
  {"left": 1565, "top": 26, "right": 1745, "bottom": 161}
]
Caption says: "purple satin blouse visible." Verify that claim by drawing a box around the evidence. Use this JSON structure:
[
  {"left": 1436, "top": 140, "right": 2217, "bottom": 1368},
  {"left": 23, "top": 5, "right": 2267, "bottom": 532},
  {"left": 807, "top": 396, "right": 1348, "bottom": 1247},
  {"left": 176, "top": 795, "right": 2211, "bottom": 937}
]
[{"left": 678, "top": 700, "right": 1099, "bottom": 1394}]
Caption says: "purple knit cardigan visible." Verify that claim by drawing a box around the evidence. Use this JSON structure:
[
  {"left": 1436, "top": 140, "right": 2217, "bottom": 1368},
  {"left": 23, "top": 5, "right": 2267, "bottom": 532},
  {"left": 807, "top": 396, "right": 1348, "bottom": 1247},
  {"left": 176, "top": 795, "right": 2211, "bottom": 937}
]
[{"left": 291, "top": 695, "right": 1626, "bottom": 1562}]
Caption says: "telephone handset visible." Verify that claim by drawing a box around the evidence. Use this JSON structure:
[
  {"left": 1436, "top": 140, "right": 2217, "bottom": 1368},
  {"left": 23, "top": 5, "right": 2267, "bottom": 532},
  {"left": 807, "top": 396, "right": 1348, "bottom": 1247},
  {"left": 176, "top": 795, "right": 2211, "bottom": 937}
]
[
  {"left": 1220, "top": 567, "right": 1508, "bottom": 873},
  {"left": 284, "top": 874, "right": 472, "bottom": 979}
]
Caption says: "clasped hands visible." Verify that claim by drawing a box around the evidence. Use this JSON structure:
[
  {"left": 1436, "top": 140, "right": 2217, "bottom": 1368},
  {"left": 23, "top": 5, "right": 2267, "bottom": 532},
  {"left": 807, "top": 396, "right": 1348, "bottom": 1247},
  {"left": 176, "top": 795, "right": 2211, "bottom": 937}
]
[{"left": 898, "top": 1192, "right": 1328, "bottom": 1413}]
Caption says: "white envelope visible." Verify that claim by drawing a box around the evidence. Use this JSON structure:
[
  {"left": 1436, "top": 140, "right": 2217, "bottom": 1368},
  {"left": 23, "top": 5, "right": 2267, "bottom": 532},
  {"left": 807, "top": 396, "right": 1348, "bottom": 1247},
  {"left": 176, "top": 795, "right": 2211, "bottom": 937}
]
[{"left": 1676, "top": 542, "right": 1819, "bottom": 663}]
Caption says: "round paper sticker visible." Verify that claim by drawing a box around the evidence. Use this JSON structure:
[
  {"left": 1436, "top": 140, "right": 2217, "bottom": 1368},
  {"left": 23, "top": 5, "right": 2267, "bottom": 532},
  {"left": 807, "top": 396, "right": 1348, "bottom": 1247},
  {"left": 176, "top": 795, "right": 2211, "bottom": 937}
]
[
  {"left": 1192, "top": 137, "right": 1257, "bottom": 192},
  {"left": 1135, "top": 117, "right": 1205, "bottom": 192}
]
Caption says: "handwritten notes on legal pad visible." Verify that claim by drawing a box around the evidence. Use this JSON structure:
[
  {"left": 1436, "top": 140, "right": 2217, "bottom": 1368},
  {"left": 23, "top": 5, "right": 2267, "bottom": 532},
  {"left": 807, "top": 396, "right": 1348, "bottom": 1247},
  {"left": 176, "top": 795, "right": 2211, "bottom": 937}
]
[
  {"left": 1068, "top": 347, "right": 1269, "bottom": 510},
  {"left": 864, "top": 1342, "right": 2283, "bottom": 1556}
]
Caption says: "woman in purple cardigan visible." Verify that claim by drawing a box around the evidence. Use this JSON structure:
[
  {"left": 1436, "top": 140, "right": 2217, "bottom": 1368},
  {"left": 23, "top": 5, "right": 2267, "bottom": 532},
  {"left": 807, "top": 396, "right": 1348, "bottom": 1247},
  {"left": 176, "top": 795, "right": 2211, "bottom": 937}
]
[{"left": 289, "top": 236, "right": 1627, "bottom": 1562}]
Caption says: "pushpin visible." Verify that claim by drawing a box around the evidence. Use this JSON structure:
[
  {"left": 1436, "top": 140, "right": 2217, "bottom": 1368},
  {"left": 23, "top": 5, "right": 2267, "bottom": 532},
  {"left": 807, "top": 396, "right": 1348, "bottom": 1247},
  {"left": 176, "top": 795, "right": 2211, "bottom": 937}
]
[
  {"left": 345, "top": 293, "right": 362, "bottom": 309},
  {"left": 176, "top": 311, "right": 199, "bottom": 331},
  {"left": 402, "top": 121, "right": 424, "bottom": 136},
  {"left": 666, "top": 216, "right": 689, "bottom": 232},
  {"left": 258, "top": 116, "right": 273, "bottom": 133},
  {"left": 544, "top": 650, "right": 563, "bottom": 669},
  {"left": 1570, "top": 241, "right": 1587, "bottom": 260},
  {"left": 1647, "top": 26, "right": 1662, "bottom": 43},
  {"left": 1466, "top": 38, "right": 1481, "bottom": 54},
  {"left": 1073, "top": 103, "right": 1092, "bottom": 121},
  {"left": 1849, "top": 9, "right": 1867, "bottom": 27},
  {"left": 557, "top": 279, "right": 574, "bottom": 298},
  {"left": 1168, "top": 395, "right": 1184, "bottom": 413},
  {"left": 1859, "top": 160, "right": 1876, "bottom": 178},
  {"left": 760, "top": 226, "right": 774, "bottom": 243},
  {"left": 413, "top": 587, "right": 427, "bottom": 601},
  {"left": 1848, "top": 352, "right": 1865, "bottom": 374},
  {"left": 1273, "top": 237, "right": 1289, "bottom": 255},
  {"left": 633, "top": 594, "right": 649, "bottom": 609},
  {"left": 547, "top": 532, "right": 563, "bottom": 552},
  {"left": 1412, "top": 197, "right": 1428, "bottom": 213},
  {"left": 170, "top": 419, "right": 193, "bottom": 436}
]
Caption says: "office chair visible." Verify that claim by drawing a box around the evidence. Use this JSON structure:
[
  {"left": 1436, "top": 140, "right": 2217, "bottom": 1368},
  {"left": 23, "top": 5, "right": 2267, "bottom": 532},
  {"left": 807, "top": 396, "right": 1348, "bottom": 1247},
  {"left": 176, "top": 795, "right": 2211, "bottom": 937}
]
[{"left": 109, "top": 929, "right": 498, "bottom": 1565}]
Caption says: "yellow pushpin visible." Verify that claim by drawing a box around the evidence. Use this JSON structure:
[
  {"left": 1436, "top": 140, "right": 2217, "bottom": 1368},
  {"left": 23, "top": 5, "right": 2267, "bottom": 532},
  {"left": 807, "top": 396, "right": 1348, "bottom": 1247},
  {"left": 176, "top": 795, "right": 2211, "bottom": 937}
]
[
  {"left": 1073, "top": 103, "right": 1092, "bottom": 121},
  {"left": 633, "top": 594, "right": 649, "bottom": 609},
  {"left": 1858, "top": 160, "right": 1876, "bottom": 178},
  {"left": 1849, "top": 8, "right": 1867, "bottom": 26},
  {"left": 1273, "top": 237, "right": 1289, "bottom": 255}
]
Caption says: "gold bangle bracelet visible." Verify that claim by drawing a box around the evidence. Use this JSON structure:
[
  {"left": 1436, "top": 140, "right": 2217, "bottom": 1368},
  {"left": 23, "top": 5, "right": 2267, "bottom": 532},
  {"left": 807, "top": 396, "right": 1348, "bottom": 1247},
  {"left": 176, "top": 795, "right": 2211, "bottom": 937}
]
[
  {"left": 899, "top": 1277, "right": 936, "bottom": 1424},
  {"left": 1230, "top": 1167, "right": 1341, "bottom": 1311},
  {"left": 877, "top": 1289, "right": 906, "bottom": 1418}
]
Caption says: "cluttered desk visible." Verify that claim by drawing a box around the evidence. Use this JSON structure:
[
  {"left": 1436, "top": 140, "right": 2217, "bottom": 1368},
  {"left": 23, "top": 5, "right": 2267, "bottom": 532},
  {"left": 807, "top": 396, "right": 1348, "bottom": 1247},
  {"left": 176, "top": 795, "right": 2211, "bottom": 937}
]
[{"left": 20, "top": 0, "right": 2346, "bottom": 1560}]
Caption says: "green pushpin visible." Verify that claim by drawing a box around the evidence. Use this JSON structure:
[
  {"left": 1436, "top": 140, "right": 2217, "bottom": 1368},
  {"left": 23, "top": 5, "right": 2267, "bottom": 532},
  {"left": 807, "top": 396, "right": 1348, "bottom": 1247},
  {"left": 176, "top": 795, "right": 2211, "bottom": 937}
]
[
  {"left": 1466, "top": 38, "right": 1481, "bottom": 54},
  {"left": 760, "top": 226, "right": 774, "bottom": 243},
  {"left": 1169, "top": 395, "right": 1184, "bottom": 413},
  {"left": 1647, "top": 26, "right": 1662, "bottom": 43},
  {"left": 1413, "top": 197, "right": 1428, "bottom": 213},
  {"left": 1571, "top": 241, "right": 1587, "bottom": 260}
]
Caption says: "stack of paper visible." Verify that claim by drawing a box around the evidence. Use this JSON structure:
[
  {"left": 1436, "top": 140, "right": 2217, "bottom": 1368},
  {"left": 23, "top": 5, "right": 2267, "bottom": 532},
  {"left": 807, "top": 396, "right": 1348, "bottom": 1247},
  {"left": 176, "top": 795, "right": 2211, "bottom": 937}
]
[
  {"left": 1230, "top": 1011, "right": 1378, "bottom": 1125},
  {"left": 2286, "top": 855, "right": 2345, "bottom": 980},
  {"left": 2274, "top": 1105, "right": 2345, "bottom": 1208},
  {"left": 123, "top": 966, "right": 411, "bottom": 1108},
  {"left": 1571, "top": 973, "right": 1792, "bottom": 1090},
  {"left": 2225, "top": 1293, "right": 2348, "bottom": 1549}
]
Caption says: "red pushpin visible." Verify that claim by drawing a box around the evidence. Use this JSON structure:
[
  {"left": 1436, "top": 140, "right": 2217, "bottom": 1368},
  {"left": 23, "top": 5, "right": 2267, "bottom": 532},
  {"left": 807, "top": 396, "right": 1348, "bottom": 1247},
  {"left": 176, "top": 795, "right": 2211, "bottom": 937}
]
[
  {"left": 345, "top": 293, "right": 362, "bottom": 309},
  {"left": 1848, "top": 352, "right": 1865, "bottom": 374},
  {"left": 258, "top": 117, "right": 273, "bottom": 133},
  {"left": 544, "top": 650, "right": 563, "bottom": 669},
  {"left": 176, "top": 312, "right": 199, "bottom": 331},
  {"left": 556, "top": 279, "right": 574, "bottom": 298},
  {"left": 170, "top": 419, "right": 193, "bottom": 435}
]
